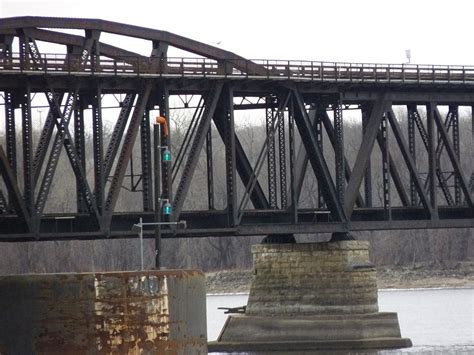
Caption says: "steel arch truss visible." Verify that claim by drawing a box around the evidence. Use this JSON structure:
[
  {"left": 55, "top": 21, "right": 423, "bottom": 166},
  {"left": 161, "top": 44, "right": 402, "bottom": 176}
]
[{"left": 0, "top": 17, "right": 472, "bottom": 241}]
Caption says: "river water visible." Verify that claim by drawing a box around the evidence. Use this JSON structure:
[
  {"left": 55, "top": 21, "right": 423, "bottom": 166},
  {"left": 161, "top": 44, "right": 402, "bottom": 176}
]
[{"left": 206, "top": 288, "right": 474, "bottom": 354}]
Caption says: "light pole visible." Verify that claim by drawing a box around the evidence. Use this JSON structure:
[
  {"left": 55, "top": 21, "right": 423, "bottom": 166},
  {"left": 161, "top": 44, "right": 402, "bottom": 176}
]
[
  {"left": 153, "top": 116, "right": 171, "bottom": 269},
  {"left": 131, "top": 220, "right": 186, "bottom": 271}
]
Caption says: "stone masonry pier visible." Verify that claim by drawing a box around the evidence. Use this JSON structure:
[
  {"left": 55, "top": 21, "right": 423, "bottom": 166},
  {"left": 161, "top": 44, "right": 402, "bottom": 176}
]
[{"left": 209, "top": 241, "right": 412, "bottom": 352}]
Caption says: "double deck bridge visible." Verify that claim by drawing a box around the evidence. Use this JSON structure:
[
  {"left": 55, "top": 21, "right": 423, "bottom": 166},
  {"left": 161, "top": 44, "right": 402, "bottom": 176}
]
[{"left": 0, "top": 17, "right": 473, "bottom": 241}]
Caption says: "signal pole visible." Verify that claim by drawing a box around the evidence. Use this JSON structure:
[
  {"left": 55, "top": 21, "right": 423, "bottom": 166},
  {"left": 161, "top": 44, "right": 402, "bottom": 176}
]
[{"left": 153, "top": 118, "right": 162, "bottom": 269}]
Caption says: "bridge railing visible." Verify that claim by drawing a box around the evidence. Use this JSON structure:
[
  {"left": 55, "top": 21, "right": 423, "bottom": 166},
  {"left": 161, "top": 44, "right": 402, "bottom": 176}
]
[{"left": 1, "top": 52, "right": 474, "bottom": 84}]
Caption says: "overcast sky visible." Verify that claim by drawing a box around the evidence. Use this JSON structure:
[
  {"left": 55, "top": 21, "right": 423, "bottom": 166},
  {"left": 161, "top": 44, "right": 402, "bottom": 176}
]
[{"left": 1, "top": 0, "right": 474, "bottom": 66}]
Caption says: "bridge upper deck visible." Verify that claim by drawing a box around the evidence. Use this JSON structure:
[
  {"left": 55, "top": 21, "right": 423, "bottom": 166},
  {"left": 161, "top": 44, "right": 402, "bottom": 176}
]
[{"left": 2, "top": 53, "right": 474, "bottom": 87}]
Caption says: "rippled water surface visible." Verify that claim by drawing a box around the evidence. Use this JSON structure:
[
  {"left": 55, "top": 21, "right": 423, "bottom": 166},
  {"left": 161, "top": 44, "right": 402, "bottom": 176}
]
[{"left": 206, "top": 288, "right": 474, "bottom": 354}]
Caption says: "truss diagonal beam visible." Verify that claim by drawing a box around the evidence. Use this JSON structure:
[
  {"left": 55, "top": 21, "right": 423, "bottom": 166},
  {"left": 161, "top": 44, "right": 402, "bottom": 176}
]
[
  {"left": 104, "top": 82, "right": 154, "bottom": 224},
  {"left": 0, "top": 190, "right": 7, "bottom": 214},
  {"left": 292, "top": 89, "right": 346, "bottom": 222},
  {"left": 213, "top": 107, "right": 270, "bottom": 210},
  {"left": 33, "top": 93, "right": 63, "bottom": 182},
  {"left": 173, "top": 82, "right": 223, "bottom": 219},
  {"left": 345, "top": 97, "right": 387, "bottom": 217},
  {"left": 36, "top": 88, "right": 100, "bottom": 224},
  {"left": 33, "top": 32, "right": 100, "bottom": 183},
  {"left": 387, "top": 109, "right": 432, "bottom": 214},
  {"left": 103, "top": 94, "right": 135, "bottom": 179},
  {"left": 375, "top": 130, "right": 410, "bottom": 207},
  {"left": 0, "top": 146, "right": 30, "bottom": 228},
  {"left": 53, "top": 99, "right": 100, "bottom": 222},
  {"left": 35, "top": 91, "right": 77, "bottom": 216},
  {"left": 433, "top": 108, "right": 473, "bottom": 207},
  {"left": 320, "top": 111, "right": 365, "bottom": 207},
  {"left": 238, "top": 92, "right": 290, "bottom": 216},
  {"left": 293, "top": 108, "right": 316, "bottom": 202}
]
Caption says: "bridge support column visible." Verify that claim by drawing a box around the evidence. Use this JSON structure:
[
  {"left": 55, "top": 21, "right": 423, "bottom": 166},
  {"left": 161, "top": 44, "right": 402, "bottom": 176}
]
[
  {"left": 0, "top": 270, "right": 207, "bottom": 354},
  {"left": 210, "top": 241, "right": 411, "bottom": 352}
]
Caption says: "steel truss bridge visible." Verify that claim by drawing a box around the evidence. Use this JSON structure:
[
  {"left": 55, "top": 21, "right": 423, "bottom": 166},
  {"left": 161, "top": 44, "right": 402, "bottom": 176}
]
[{"left": 0, "top": 17, "right": 472, "bottom": 241}]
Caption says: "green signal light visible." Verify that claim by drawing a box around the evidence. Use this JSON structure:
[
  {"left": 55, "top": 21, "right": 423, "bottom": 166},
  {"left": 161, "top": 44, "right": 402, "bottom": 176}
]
[
  {"left": 162, "top": 148, "right": 172, "bottom": 162},
  {"left": 163, "top": 202, "right": 172, "bottom": 215}
]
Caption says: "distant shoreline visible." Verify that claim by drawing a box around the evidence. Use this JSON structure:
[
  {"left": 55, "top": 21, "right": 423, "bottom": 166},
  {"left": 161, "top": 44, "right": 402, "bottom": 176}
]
[
  {"left": 206, "top": 262, "right": 474, "bottom": 294},
  {"left": 207, "top": 287, "right": 474, "bottom": 297}
]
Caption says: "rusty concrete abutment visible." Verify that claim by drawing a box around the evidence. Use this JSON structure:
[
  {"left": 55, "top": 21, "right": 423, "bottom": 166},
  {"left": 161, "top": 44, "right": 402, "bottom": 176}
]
[{"left": 0, "top": 270, "right": 207, "bottom": 354}]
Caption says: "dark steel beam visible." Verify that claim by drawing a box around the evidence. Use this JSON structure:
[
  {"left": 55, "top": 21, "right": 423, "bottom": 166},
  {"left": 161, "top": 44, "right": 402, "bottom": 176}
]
[
  {"left": 32, "top": 93, "right": 63, "bottom": 183},
  {"left": 22, "top": 27, "right": 148, "bottom": 64},
  {"left": 39, "top": 88, "right": 100, "bottom": 225},
  {"left": 433, "top": 107, "right": 473, "bottom": 207},
  {"left": 213, "top": 102, "right": 270, "bottom": 210},
  {"left": 74, "top": 96, "right": 87, "bottom": 213},
  {"left": 266, "top": 96, "right": 277, "bottom": 208},
  {"left": 237, "top": 92, "right": 290, "bottom": 216},
  {"left": 140, "top": 110, "right": 153, "bottom": 211},
  {"left": 450, "top": 105, "right": 461, "bottom": 205},
  {"left": 92, "top": 87, "right": 104, "bottom": 213},
  {"left": 427, "top": 104, "right": 438, "bottom": 218},
  {"left": 344, "top": 97, "right": 387, "bottom": 217},
  {"left": 104, "top": 81, "right": 154, "bottom": 226},
  {"left": 341, "top": 91, "right": 474, "bottom": 104},
  {"left": 288, "top": 96, "right": 298, "bottom": 222},
  {"left": 103, "top": 94, "right": 135, "bottom": 179},
  {"left": 0, "top": 16, "right": 266, "bottom": 75},
  {"left": 375, "top": 130, "right": 411, "bottom": 208},
  {"left": 4, "top": 92, "right": 16, "bottom": 179},
  {"left": 21, "top": 86, "right": 34, "bottom": 216},
  {"left": 315, "top": 106, "right": 325, "bottom": 209},
  {"left": 206, "top": 126, "right": 215, "bottom": 210},
  {"left": 217, "top": 85, "right": 237, "bottom": 225},
  {"left": 386, "top": 109, "right": 432, "bottom": 214},
  {"left": 471, "top": 106, "right": 474, "bottom": 197},
  {"left": 292, "top": 89, "right": 346, "bottom": 222},
  {"left": 362, "top": 104, "right": 372, "bottom": 207},
  {"left": 278, "top": 106, "right": 288, "bottom": 209},
  {"left": 333, "top": 99, "right": 345, "bottom": 205},
  {"left": 293, "top": 107, "right": 316, "bottom": 202},
  {"left": 0, "top": 146, "right": 30, "bottom": 228},
  {"left": 320, "top": 110, "right": 365, "bottom": 207},
  {"left": 381, "top": 114, "right": 391, "bottom": 219},
  {"left": 35, "top": 91, "right": 77, "bottom": 216},
  {"left": 407, "top": 105, "right": 417, "bottom": 206},
  {"left": 0, "top": 190, "right": 7, "bottom": 214},
  {"left": 172, "top": 82, "right": 223, "bottom": 219}
]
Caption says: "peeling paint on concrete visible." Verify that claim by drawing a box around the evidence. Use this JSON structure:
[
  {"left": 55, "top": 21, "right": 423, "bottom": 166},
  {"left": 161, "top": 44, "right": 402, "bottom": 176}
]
[{"left": 0, "top": 270, "right": 207, "bottom": 354}]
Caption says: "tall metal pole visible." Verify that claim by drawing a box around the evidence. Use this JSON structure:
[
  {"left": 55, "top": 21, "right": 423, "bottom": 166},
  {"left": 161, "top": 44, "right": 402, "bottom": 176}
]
[
  {"left": 139, "top": 217, "right": 144, "bottom": 271},
  {"left": 154, "top": 122, "right": 162, "bottom": 269}
]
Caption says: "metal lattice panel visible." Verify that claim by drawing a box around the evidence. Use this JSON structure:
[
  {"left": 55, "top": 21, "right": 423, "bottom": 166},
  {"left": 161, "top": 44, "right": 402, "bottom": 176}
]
[{"left": 0, "top": 17, "right": 472, "bottom": 241}]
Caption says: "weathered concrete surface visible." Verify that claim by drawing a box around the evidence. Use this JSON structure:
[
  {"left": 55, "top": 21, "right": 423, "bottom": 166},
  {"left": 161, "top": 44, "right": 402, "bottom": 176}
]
[
  {"left": 247, "top": 241, "right": 379, "bottom": 315},
  {"left": 0, "top": 270, "right": 207, "bottom": 354},
  {"left": 212, "top": 241, "right": 412, "bottom": 352},
  {"left": 217, "top": 313, "right": 404, "bottom": 342}
]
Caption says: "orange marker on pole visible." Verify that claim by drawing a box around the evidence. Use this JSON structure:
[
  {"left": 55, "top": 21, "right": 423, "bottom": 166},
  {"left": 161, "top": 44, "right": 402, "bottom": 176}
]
[{"left": 156, "top": 116, "right": 169, "bottom": 137}]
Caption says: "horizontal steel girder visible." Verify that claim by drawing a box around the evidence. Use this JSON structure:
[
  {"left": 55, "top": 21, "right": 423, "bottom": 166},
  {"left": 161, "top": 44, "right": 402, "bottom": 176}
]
[{"left": 0, "top": 17, "right": 472, "bottom": 242}]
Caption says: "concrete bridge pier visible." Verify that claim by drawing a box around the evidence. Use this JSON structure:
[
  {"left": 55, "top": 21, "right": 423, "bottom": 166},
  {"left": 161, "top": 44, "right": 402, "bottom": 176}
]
[
  {"left": 0, "top": 270, "right": 207, "bottom": 354},
  {"left": 209, "top": 240, "right": 412, "bottom": 352}
]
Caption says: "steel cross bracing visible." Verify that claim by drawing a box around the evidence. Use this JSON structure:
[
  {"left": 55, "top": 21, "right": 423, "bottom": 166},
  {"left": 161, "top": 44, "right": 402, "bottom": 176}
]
[{"left": 0, "top": 17, "right": 472, "bottom": 241}]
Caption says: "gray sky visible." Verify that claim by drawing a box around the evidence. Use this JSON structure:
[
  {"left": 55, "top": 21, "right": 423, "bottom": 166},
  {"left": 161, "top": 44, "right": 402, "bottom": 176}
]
[{"left": 1, "top": 0, "right": 474, "bottom": 65}]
